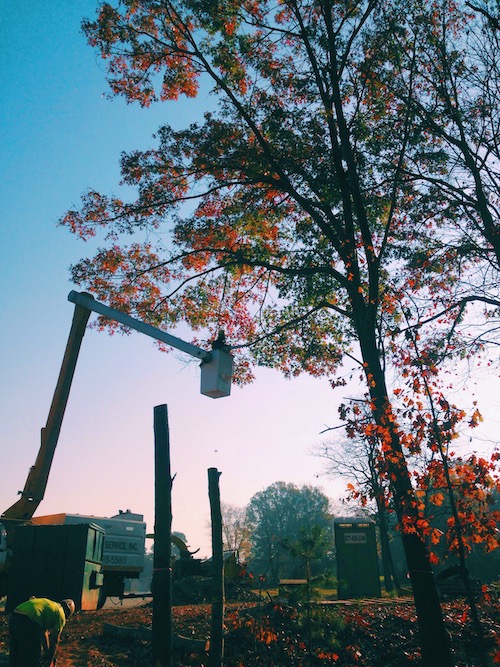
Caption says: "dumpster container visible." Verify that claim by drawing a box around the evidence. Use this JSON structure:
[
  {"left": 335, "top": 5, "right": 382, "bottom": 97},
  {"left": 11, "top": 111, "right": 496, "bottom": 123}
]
[{"left": 6, "top": 522, "right": 104, "bottom": 611}]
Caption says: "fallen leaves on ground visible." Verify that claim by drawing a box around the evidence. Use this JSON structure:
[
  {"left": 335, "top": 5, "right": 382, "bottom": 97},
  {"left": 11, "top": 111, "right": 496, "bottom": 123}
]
[{"left": 0, "top": 595, "right": 498, "bottom": 666}]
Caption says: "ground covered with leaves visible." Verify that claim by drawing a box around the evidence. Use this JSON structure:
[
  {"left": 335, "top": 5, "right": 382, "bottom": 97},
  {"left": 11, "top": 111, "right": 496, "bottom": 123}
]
[{"left": 0, "top": 593, "right": 498, "bottom": 666}]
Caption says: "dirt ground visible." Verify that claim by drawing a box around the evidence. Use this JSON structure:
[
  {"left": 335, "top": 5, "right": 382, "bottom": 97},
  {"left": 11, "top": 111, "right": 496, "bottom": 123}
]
[{"left": 0, "top": 595, "right": 498, "bottom": 666}]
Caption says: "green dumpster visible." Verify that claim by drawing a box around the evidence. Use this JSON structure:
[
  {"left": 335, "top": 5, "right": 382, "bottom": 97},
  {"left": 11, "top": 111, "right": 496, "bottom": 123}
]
[{"left": 6, "top": 522, "right": 104, "bottom": 611}]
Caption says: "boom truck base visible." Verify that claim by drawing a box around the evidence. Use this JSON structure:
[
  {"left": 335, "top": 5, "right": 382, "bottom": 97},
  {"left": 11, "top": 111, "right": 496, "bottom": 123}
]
[{"left": 1, "top": 291, "right": 233, "bottom": 608}]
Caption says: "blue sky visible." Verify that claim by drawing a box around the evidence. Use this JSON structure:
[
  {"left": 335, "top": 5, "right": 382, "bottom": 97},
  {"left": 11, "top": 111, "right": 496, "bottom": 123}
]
[{"left": 1, "top": 2, "right": 498, "bottom": 558}]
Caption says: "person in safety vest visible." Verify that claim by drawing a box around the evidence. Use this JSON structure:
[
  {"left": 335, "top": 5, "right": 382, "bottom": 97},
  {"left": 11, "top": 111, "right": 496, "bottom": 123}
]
[{"left": 8, "top": 596, "right": 75, "bottom": 666}]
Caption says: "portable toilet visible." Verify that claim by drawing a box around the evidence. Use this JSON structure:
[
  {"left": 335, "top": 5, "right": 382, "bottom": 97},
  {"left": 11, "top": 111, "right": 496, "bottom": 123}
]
[
  {"left": 334, "top": 517, "right": 381, "bottom": 599},
  {"left": 6, "top": 522, "right": 105, "bottom": 611}
]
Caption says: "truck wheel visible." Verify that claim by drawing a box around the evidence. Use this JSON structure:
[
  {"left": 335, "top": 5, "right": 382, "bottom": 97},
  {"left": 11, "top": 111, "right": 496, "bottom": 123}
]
[{"left": 97, "top": 586, "right": 107, "bottom": 609}]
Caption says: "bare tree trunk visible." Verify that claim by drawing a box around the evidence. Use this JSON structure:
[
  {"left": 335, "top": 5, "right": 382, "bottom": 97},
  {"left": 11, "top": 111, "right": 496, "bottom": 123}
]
[
  {"left": 208, "top": 468, "right": 224, "bottom": 667},
  {"left": 377, "top": 500, "right": 401, "bottom": 593},
  {"left": 152, "top": 405, "right": 173, "bottom": 667}
]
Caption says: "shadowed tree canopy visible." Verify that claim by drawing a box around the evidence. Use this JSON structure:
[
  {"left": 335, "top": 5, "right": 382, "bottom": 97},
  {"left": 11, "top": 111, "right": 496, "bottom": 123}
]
[
  {"left": 60, "top": 1, "right": 500, "bottom": 664},
  {"left": 63, "top": 0, "right": 499, "bottom": 366},
  {"left": 245, "top": 482, "right": 333, "bottom": 584}
]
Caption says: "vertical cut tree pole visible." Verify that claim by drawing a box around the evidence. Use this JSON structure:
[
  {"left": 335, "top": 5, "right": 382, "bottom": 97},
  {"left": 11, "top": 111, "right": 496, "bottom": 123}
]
[
  {"left": 208, "top": 467, "right": 224, "bottom": 667},
  {"left": 152, "top": 405, "right": 173, "bottom": 667}
]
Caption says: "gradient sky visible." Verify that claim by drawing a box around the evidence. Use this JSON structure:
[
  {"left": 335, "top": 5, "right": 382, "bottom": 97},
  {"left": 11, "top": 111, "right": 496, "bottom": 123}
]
[{"left": 1, "top": 1, "right": 498, "bottom": 558}]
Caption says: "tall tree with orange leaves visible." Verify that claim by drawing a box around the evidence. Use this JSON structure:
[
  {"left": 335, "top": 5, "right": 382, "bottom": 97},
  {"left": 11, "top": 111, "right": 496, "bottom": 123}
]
[{"left": 61, "top": 1, "right": 499, "bottom": 664}]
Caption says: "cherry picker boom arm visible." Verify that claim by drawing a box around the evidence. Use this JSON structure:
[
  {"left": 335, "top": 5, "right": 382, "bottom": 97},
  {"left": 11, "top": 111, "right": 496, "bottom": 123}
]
[
  {"left": 2, "top": 291, "right": 232, "bottom": 525},
  {"left": 66, "top": 291, "right": 233, "bottom": 399},
  {"left": 2, "top": 303, "right": 91, "bottom": 521}
]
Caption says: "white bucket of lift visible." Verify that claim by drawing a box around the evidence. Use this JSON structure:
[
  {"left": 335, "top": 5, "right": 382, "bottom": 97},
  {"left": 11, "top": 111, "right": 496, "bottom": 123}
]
[{"left": 200, "top": 349, "right": 233, "bottom": 398}]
